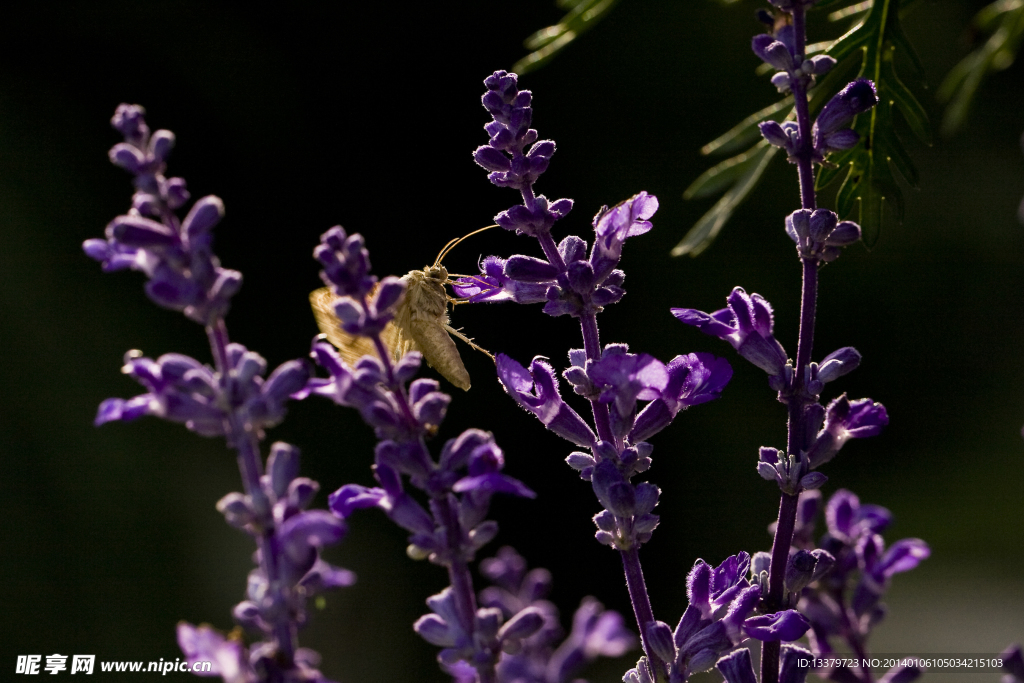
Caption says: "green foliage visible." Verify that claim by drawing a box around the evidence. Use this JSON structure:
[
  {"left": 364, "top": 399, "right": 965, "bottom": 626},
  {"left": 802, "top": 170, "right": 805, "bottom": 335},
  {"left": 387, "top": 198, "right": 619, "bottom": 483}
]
[
  {"left": 512, "top": 0, "right": 622, "bottom": 75},
  {"left": 816, "top": 0, "right": 932, "bottom": 247},
  {"left": 938, "top": 0, "right": 1024, "bottom": 136},
  {"left": 677, "top": 0, "right": 930, "bottom": 255}
]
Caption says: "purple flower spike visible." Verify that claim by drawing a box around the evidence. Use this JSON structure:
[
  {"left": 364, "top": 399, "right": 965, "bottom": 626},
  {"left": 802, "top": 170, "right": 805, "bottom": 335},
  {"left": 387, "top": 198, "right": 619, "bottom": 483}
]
[
  {"left": 812, "top": 79, "right": 878, "bottom": 158},
  {"left": 314, "top": 226, "right": 377, "bottom": 299},
  {"left": 496, "top": 354, "right": 597, "bottom": 447},
  {"left": 450, "top": 256, "right": 550, "bottom": 304},
  {"left": 587, "top": 344, "right": 668, "bottom": 438},
  {"left": 673, "top": 287, "right": 789, "bottom": 378},
  {"left": 743, "top": 610, "right": 810, "bottom": 642}
]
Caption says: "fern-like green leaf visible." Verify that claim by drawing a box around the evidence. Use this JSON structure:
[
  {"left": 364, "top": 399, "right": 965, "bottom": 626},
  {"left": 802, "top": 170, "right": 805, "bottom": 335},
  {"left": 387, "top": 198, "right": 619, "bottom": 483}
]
[
  {"left": 673, "top": 141, "right": 778, "bottom": 257},
  {"left": 938, "top": 0, "right": 1024, "bottom": 136},
  {"left": 819, "top": 0, "right": 932, "bottom": 247},
  {"left": 513, "top": 0, "right": 622, "bottom": 75}
]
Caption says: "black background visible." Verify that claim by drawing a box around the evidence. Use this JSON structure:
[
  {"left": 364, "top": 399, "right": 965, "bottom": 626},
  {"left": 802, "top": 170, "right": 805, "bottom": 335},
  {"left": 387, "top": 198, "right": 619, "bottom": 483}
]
[{"left": 1, "top": 1, "right": 1022, "bottom": 681}]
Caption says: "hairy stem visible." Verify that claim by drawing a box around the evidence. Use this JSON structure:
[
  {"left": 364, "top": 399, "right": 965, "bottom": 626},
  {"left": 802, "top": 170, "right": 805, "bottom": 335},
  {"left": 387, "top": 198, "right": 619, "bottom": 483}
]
[
  {"left": 208, "top": 320, "right": 297, "bottom": 663},
  {"left": 621, "top": 546, "right": 669, "bottom": 682},
  {"left": 763, "top": 6, "right": 820, "bottom": 683}
]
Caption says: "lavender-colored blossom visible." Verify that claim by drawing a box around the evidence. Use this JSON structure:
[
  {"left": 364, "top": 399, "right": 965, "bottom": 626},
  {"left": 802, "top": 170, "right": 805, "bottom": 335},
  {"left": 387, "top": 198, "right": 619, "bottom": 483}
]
[
  {"left": 672, "top": 287, "right": 788, "bottom": 378},
  {"left": 812, "top": 79, "right": 879, "bottom": 158},
  {"left": 804, "top": 394, "right": 889, "bottom": 468},
  {"left": 630, "top": 352, "right": 732, "bottom": 442},
  {"left": 784, "top": 208, "right": 862, "bottom": 261},
  {"left": 465, "top": 547, "right": 636, "bottom": 683},
  {"left": 177, "top": 623, "right": 254, "bottom": 683},
  {"left": 95, "top": 347, "right": 307, "bottom": 438},
  {"left": 495, "top": 354, "right": 597, "bottom": 448},
  {"left": 586, "top": 344, "right": 668, "bottom": 439},
  {"left": 789, "top": 491, "right": 929, "bottom": 669},
  {"left": 455, "top": 192, "right": 656, "bottom": 320},
  {"left": 474, "top": 70, "right": 572, "bottom": 239},
  {"left": 84, "top": 105, "right": 241, "bottom": 325},
  {"left": 88, "top": 105, "right": 342, "bottom": 683},
  {"left": 760, "top": 120, "right": 801, "bottom": 158},
  {"left": 449, "top": 256, "right": 550, "bottom": 304}
]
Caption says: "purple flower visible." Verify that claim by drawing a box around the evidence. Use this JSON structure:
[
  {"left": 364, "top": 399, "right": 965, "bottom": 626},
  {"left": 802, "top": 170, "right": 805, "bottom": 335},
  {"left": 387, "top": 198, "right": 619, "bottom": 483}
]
[
  {"left": 590, "top": 192, "right": 658, "bottom": 281},
  {"left": 177, "top": 623, "right": 253, "bottom": 683},
  {"left": 673, "top": 287, "right": 789, "bottom": 377},
  {"left": 95, "top": 346, "right": 307, "bottom": 437},
  {"left": 496, "top": 354, "right": 597, "bottom": 447},
  {"left": 805, "top": 394, "right": 889, "bottom": 467},
  {"left": 760, "top": 120, "right": 801, "bottom": 158},
  {"left": 450, "top": 256, "right": 549, "bottom": 304},
  {"left": 494, "top": 194, "right": 575, "bottom": 239},
  {"left": 586, "top": 344, "right": 668, "bottom": 439},
  {"left": 83, "top": 106, "right": 243, "bottom": 325},
  {"left": 631, "top": 352, "right": 732, "bottom": 442},
  {"left": 812, "top": 79, "right": 878, "bottom": 157},
  {"left": 742, "top": 610, "right": 810, "bottom": 642},
  {"left": 824, "top": 489, "right": 893, "bottom": 543},
  {"left": 784, "top": 208, "right": 862, "bottom": 261},
  {"left": 1002, "top": 644, "right": 1024, "bottom": 683}
]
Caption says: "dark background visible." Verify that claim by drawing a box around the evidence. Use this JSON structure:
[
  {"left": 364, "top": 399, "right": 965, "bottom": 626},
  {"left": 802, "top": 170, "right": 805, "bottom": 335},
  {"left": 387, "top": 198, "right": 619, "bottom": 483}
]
[{"left": 1, "top": 1, "right": 1021, "bottom": 680}]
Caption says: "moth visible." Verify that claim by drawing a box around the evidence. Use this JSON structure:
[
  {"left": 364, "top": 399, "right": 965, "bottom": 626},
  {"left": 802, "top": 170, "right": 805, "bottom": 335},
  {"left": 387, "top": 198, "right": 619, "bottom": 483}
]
[{"left": 310, "top": 229, "right": 493, "bottom": 391}]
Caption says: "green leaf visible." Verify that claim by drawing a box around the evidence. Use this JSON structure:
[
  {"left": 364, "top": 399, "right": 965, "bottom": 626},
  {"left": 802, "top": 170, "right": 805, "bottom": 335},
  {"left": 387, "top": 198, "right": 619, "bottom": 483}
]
[
  {"left": 673, "top": 141, "right": 778, "bottom": 257},
  {"left": 513, "top": 0, "right": 622, "bottom": 75},
  {"left": 938, "top": 0, "right": 1024, "bottom": 136},
  {"left": 701, "top": 97, "right": 794, "bottom": 157},
  {"left": 818, "top": 0, "right": 932, "bottom": 247}
]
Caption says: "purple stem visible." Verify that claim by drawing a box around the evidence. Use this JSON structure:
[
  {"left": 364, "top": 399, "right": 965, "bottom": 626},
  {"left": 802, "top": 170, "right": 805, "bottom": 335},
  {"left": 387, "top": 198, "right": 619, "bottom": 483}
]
[
  {"left": 207, "top": 320, "right": 297, "bottom": 663},
  {"left": 763, "top": 6, "right": 820, "bottom": 683},
  {"left": 362, "top": 296, "right": 495, "bottom": 683},
  {"left": 621, "top": 546, "right": 669, "bottom": 682},
  {"left": 580, "top": 313, "right": 615, "bottom": 444}
]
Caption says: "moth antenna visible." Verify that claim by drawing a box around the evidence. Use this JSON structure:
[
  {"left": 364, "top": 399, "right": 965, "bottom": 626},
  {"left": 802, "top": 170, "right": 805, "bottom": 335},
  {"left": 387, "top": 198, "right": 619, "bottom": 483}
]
[{"left": 433, "top": 224, "right": 498, "bottom": 268}]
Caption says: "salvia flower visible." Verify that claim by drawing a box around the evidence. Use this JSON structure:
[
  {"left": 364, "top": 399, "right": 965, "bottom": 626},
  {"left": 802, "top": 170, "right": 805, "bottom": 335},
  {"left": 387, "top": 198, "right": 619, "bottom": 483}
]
[
  {"left": 495, "top": 354, "right": 597, "bottom": 448},
  {"left": 784, "top": 208, "right": 862, "bottom": 262},
  {"left": 630, "top": 352, "right": 733, "bottom": 442},
  {"left": 474, "top": 70, "right": 573, "bottom": 240},
  {"left": 624, "top": 553, "right": 809, "bottom": 682},
  {"left": 715, "top": 645, "right": 813, "bottom": 683},
  {"left": 804, "top": 394, "right": 889, "bottom": 468},
  {"left": 812, "top": 79, "right": 879, "bottom": 158},
  {"left": 672, "top": 287, "right": 788, "bottom": 378},
  {"left": 1002, "top": 644, "right": 1024, "bottom": 683},
  {"left": 788, "top": 491, "right": 928, "bottom": 678},
  {"left": 463, "top": 546, "right": 636, "bottom": 683},
  {"left": 88, "top": 105, "right": 341, "bottom": 683},
  {"left": 95, "top": 346, "right": 308, "bottom": 438},
  {"left": 84, "top": 105, "right": 240, "bottom": 325},
  {"left": 752, "top": 24, "right": 835, "bottom": 95}
]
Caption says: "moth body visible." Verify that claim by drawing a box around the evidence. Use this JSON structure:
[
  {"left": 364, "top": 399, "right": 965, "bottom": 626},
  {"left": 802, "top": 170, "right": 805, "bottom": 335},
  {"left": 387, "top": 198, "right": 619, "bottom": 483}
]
[{"left": 310, "top": 264, "right": 487, "bottom": 392}]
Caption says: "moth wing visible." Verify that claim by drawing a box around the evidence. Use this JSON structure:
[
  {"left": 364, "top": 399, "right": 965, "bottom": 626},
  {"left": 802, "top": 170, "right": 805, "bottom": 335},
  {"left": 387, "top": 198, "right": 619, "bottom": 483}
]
[
  {"left": 408, "top": 318, "right": 471, "bottom": 391},
  {"left": 309, "top": 287, "right": 402, "bottom": 366}
]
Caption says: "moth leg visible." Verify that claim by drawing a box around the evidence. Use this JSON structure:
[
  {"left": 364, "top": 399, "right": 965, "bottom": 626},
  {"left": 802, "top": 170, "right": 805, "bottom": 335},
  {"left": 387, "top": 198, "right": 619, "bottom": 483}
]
[{"left": 444, "top": 324, "right": 494, "bottom": 360}]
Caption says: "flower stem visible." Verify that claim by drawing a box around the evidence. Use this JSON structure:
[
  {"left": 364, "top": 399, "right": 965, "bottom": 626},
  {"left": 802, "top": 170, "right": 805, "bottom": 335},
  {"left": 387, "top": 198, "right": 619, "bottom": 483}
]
[
  {"left": 621, "top": 546, "right": 669, "bottom": 682},
  {"left": 763, "top": 7, "right": 820, "bottom": 682},
  {"left": 580, "top": 313, "right": 615, "bottom": 444},
  {"left": 208, "top": 319, "right": 297, "bottom": 663}
]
